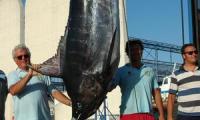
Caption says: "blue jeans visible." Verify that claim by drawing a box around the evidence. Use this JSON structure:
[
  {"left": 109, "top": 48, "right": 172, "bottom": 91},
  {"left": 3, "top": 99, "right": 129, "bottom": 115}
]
[{"left": 177, "top": 115, "right": 200, "bottom": 120}]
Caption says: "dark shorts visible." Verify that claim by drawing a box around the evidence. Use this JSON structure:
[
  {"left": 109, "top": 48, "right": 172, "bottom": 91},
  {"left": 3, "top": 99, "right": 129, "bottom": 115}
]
[
  {"left": 176, "top": 115, "right": 200, "bottom": 120},
  {"left": 120, "top": 113, "right": 155, "bottom": 120},
  {"left": 0, "top": 81, "right": 8, "bottom": 120}
]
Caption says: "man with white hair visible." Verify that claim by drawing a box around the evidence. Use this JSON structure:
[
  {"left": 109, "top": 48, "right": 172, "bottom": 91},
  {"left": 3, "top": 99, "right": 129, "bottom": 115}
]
[{"left": 7, "top": 44, "right": 71, "bottom": 120}]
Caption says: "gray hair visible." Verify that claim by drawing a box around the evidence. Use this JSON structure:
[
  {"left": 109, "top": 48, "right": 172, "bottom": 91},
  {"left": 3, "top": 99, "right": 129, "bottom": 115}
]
[{"left": 12, "top": 44, "right": 31, "bottom": 59}]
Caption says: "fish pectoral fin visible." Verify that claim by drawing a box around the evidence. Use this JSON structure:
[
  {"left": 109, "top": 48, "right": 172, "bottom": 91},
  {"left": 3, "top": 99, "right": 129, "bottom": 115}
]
[
  {"left": 38, "top": 64, "right": 62, "bottom": 77},
  {"left": 104, "top": 27, "right": 120, "bottom": 71},
  {"left": 36, "top": 55, "right": 62, "bottom": 77}
]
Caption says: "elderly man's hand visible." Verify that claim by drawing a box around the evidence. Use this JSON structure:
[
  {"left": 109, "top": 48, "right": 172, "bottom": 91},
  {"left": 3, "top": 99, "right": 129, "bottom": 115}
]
[{"left": 28, "top": 64, "right": 42, "bottom": 76}]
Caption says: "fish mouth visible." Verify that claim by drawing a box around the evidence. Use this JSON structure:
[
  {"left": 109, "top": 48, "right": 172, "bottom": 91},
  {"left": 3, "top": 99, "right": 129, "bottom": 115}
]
[
  {"left": 72, "top": 96, "right": 105, "bottom": 120},
  {"left": 72, "top": 102, "right": 95, "bottom": 120}
]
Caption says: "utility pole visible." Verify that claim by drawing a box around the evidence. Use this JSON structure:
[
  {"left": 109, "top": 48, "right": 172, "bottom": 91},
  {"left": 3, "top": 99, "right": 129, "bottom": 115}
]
[
  {"left": 19, "top": 0, "right": 25, "bottom": 44},
  {"left": 180, "top": 0, "right": 185, "bottom": 45},
  {"left": 191, "top": 0, "right": 200, "bottom": 65}
]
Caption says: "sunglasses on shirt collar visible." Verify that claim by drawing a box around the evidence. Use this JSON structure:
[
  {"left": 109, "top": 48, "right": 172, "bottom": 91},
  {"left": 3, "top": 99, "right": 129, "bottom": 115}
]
[
  {"left": 183, "top": 50, "right": 198, "bottom": 55},
  {"left": 15, "top": 54, "right": 30, "bottom": 60}
]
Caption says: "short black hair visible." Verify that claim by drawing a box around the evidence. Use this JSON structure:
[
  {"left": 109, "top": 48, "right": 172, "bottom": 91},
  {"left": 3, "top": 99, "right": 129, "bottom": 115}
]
[
  {"left": 125, "top": 39, "right": 144, "bottom": 55},
  {"left": 181, "top": 43, "right": 196, "bottom": 54}
]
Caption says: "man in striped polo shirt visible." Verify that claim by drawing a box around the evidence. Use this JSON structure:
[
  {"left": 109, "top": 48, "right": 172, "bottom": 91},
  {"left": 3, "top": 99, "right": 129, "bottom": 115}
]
[
  {"left": 167, "top": 43, "right": 200, "bottom": 120},
  {"left": 0, "top": 69, "right": 8, "bottom": 120}
]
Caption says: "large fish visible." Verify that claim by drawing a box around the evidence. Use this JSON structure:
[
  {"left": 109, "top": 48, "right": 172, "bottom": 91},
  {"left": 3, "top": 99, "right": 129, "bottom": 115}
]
[{"left": 34, "top": 0, "right": 120, "bottom": 119}]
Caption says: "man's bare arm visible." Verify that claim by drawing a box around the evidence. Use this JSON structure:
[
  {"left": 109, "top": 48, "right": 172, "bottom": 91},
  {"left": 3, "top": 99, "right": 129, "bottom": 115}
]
[
  {"left": 52, "top": 91, "right": 72, "bottom": 106},
  {"left": 167, "top": 93, "right": 176, "bottom": 120},
  {"left": 9, "top": 69, "right": 33, "bottom": 95},
  {"left": 153, "top": 88, "right": 165, "bottom": 120}
]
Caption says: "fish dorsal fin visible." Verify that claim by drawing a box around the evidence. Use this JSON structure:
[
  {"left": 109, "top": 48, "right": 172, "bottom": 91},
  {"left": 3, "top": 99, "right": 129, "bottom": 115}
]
[{"left": 36, "top": 27, "right": 68, "bottom": 77}]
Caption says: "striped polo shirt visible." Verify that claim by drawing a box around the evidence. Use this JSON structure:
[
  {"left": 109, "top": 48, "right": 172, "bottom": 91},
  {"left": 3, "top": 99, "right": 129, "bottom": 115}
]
[{"left": 169, "top": 66, "right": 200, "bottom": 116}]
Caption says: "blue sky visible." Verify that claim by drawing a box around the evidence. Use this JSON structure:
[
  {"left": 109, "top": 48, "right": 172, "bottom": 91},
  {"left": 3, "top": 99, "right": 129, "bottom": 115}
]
[
  {"left": 126, "top": 0, "right": 190, "bottom": 45},
  {"left": 126, "top": 0, "right": 193, "bottom": 63},
  {"left": 22, "top": 0, "right": 26, "bottom": 7}
]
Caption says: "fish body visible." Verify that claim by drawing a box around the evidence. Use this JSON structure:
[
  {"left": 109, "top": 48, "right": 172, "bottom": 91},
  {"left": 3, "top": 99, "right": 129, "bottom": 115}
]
[{"left": 37, "top": 0, "right": 120, "bottom": 119}]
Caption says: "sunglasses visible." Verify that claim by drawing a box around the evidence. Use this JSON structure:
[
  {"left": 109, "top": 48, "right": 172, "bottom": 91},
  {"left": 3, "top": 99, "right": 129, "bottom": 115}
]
[
  {"left": 184, "top": 50, "right": 198, "bottom": 55},
  {"left": 16, "top": 54, "right": 30, "bottom": 60}
]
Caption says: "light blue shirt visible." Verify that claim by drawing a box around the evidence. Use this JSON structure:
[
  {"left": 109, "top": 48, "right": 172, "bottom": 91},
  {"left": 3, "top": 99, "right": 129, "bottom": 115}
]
[
  {"left": 112, "top": 64, "right": 158, "bottom": 115},
  {"left": 7, "top": 68, "right": 57, "bottom": 120}
]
